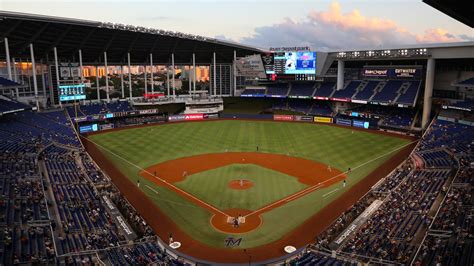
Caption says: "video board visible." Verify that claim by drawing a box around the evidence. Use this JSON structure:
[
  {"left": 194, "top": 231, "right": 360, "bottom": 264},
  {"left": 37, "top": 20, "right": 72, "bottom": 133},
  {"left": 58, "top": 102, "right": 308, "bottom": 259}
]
[
  {"left": 263, "top": 51, "right": 317, "bottom": 75},
  {"left": 273, "top": 51, "right": 316, "bottom": 75},
  {"left": 59, "top": 84, "right": 86, "bottom": 102}
]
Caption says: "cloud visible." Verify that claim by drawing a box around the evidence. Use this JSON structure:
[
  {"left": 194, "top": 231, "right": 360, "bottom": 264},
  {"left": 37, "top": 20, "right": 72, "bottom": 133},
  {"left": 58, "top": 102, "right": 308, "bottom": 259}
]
[{"left": 237, "top": 1, "right": 473, "bottom": 51}]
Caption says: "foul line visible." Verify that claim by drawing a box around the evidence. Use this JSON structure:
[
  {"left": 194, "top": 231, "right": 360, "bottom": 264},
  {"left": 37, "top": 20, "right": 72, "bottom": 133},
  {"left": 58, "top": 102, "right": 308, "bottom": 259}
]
[
  {"left": 323, "top": 188, "right": 339, "bottom": 198},
  {"left": 244, "top": 139, "right": 417, "bottom": 218},
  {"left": 145, "top": 185, "right": 159, "bottom": 194},
  {"left": 81, "top": 136, "right": 230, "bottom": 217}
]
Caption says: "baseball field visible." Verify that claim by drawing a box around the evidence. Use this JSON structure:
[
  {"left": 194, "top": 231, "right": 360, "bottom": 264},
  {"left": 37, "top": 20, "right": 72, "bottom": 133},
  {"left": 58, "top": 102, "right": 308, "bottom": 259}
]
[{"left": 84, "top": 120, "right": 415, "bottom": 263}]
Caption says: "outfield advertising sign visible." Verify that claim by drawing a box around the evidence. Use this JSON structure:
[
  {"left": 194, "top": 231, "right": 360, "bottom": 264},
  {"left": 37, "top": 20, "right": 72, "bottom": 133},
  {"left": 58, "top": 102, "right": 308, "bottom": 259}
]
[
  {"left": 294, "top": 115, "right": 313, "bottom": 122},
  {"left": 185, "top": 114, "right": 204, "bottom": 121},
  {"left": 79, "top": 124, "right": 99, "bottom": 133},
  {"left": 314, "top": 117, "right": 333, "bottom": 123},
  {"left": 168, "top": 115, "right": 186, "bottom": 122},
  {"left": 353, "top": 120, "right": 369, "bottom": 128},
  {"left": 336, "top": 118, "right": 352, "bottom": 126},
  {"left": 353, "top": 120, "right": 370, "bottom": 129},
  {"left": 273, "top": 115, "right": 294, "bottom": 121}
]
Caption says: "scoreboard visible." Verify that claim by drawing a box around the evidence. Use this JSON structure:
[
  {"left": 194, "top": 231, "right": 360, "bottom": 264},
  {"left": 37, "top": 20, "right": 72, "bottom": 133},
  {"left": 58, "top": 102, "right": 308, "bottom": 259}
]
[
  {"left": 59, "top": 84, "right": 86, "bottom": 101},
  {"left": 262, "top": 51, "right": 317, "bottom": 81}
]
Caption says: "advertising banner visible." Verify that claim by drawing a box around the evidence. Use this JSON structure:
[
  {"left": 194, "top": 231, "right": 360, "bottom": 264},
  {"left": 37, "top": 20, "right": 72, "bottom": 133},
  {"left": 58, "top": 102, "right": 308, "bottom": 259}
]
[
  {"left": 330, "top": 97, "right": 351, "bottom": 102},
  {"left": 351, "top": 99, "right": 367, "bottom": 104},
  {"left": 144, "top": 93, "right": 165, "bottom": 99},
  {"left": 363, "top": 67, "right": 422, "bottom": 78},
  {"left": 235, "top": 54, "right": 267, "bottom": 79},
  {"left": 273, "top": 115, "right": 294, "bottom": 121},
  {"left": 79, "top": 124, "right": 98, "bottom": 133},
  {"left": 330, "top": 200, "right": 383, "bottom": 249},
  {"left": 314, "top": 116, "right": 333, "bottom": 123},
  {"left": 184, "top": 113, "right": 204, "bottom": 121},
  {"left": 168, "top": 115, "right": 186, "bottom": 122},
  {"left": 336, "top": 118, "right": 352, "bottom": 126},
  {"left": 314, "top": 96, "right": 329, "bottom": 100},
  {"left": 353, "top": 120, "right": 370, "bottom": 129},
  {"left": 294, "top": 115, "right": 314, "bottom": 122},
  {"left": 204, "top": 113, "right": 219, "bottom": 119},
  {"left": 100, "top": 123, "right": 115, "bottom": 131}
]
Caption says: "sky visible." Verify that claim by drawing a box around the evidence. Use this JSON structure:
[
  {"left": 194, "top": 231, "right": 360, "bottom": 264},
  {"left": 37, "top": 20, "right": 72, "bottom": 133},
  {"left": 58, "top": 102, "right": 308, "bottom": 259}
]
[{"left": 1, "top": 0, "right": 473, "bottom": 51}]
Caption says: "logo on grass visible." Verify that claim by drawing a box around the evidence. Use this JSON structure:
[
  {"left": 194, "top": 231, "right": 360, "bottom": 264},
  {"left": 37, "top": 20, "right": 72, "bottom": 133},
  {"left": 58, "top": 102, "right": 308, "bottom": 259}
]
[{"left": 224, "top": 237, "right": 242, "bottom": 247}]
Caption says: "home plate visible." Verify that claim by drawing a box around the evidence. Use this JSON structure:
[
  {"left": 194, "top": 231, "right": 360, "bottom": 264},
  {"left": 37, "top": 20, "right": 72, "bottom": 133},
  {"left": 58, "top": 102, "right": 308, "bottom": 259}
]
[{"left": 226, "top": 216, "right": 246, "bottom": 223}]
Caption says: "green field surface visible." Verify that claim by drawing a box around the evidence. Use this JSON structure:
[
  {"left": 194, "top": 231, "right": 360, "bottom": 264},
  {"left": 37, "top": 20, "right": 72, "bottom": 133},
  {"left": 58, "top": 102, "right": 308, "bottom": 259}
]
[
  {"left": 176, "top": 164, "right": 308, "bottom": 211},
  {"left": 88, "top": 120, "right": 410, "bottom": 248}
]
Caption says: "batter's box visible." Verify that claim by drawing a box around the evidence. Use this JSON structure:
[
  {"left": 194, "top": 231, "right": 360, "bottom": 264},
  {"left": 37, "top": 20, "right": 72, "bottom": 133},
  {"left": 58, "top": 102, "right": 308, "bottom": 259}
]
[{"left": 227, "top": 216, "right": 246, "bottom": 224}]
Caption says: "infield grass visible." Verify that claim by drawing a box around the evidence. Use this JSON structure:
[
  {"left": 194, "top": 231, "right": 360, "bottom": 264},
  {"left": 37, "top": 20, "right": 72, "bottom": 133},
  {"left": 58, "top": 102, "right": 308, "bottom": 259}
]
[{"left": 88, "top": 120, "right": 411, "bottom": 248}]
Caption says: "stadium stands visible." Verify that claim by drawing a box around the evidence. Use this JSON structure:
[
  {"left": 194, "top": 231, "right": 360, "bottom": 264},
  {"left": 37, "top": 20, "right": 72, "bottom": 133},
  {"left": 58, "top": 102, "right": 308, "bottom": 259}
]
[
  {"left": 331, "top": 81, "right": 361, "bottom": 100},
  {"left": 0, "top": 108, "right": 185, "bottom": 265},
  {"left": 241, "top": 88, "right": 266, "bottom": 97},
  {"left": 66, "top": 101, "right": 133, "bottom": 118},
  {"left": 272, "top": 99, "right": 333, "bottom": 116},
  {"left": 293, "top": 118, "right": 473, "bottom": 265},
  {"left": 396, "top": 80, "right": 421, "bottom": 105},
  {"left": 457, "top": 77, "right": 474, "bottom": 85},
  {"left": 371, "top": 80, "right": 404, "bottom": 103},
  {"left": 0, "top": 98, "right": 30, "bottom": 114},
  {"left": 0, "top": 77, "right": 22, "bottom": 87},
  {"left": 288, "top": 83, "right": 316, "bottom": 98},
  {"left": 266, "top": 83, "right": 289, "bottom": 97},
  {"left": 353, "top": 81, "right": 379, "bottom": 101},
  {"left": 314, "top": 82, "right": 336, "bottom": 98}
]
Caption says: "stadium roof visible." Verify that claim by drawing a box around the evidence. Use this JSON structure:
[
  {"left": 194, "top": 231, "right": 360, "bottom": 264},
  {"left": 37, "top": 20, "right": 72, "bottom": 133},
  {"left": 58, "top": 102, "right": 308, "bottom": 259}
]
[
  {"left": 330, "top": 41, "right": 474, "bottom": 53},
  {"left": 423, "top": 0, "right": 474, "bottom": 28},
  {"left": 0, "top": 11, "right": 266, "bottom": 65}
]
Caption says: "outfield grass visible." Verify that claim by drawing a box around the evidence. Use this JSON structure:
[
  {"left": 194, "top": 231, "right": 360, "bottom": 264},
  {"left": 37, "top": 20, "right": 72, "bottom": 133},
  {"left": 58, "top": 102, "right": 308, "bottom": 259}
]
[{"left": 89, "top": 120, "right": 410, "bottom": 248}]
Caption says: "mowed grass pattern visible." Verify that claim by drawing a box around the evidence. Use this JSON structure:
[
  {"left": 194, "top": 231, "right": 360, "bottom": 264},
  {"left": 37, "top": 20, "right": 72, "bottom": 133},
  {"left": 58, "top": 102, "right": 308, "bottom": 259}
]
[
  {"left": 176, "top": 164, "right": 308, "bottom": 211},
  {"left": 88, "top": 120, "right": 410, "bottom": 248}
]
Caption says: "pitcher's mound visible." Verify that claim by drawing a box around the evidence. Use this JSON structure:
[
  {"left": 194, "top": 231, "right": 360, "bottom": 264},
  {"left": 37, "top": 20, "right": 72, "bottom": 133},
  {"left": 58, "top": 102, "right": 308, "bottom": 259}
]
[{"left": 228, "top": 179, "right": 254, "bottom": 190}]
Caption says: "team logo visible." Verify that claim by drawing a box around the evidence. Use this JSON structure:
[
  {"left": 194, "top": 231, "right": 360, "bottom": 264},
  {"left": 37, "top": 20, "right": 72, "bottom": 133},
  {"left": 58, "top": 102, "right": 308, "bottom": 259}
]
[{"left": 224, "top": 237, "right": 242, "bottom": 247}]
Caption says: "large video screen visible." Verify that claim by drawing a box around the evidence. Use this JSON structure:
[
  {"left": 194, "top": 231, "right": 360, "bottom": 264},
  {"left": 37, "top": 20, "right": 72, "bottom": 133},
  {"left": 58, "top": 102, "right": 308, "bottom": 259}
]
[
  {"left": 59, "top": 84, "right": 86, "bottom": 102},
  {"left": 273, "top": 51, "right": 316, "bottom": 75}
]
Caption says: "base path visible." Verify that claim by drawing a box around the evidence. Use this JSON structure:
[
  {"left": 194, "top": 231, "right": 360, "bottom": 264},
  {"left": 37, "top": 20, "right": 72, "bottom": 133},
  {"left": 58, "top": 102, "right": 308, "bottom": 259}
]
[
  {"left": 140, "top": 152, "right": 345, "bottom": 234},
  {"left": 83, "top": 135, "right": 417, "bottom": 264}
]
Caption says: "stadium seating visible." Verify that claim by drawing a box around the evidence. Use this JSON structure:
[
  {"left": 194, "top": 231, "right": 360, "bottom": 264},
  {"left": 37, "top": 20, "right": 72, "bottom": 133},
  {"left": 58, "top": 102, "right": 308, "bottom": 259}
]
[
  {"left": 395, "top": 80, "right": 421, "bottom": 105},
  {"left": 299, "top": 118, "right": 473, "bottom": 265},
  {"left": 0, "top": 99, "right": 30, "bottom": 114},
  {"left": 458, "top": 77, "right": 474, "bottom": 85},
  {"left": 272, "top": 99, "right": 333, "bottom": 116},
  {"left": 353, "top": 81, "right": 379, "bottom": 101},
  {"left": 241, "top": 88, "right": 266, "bottom": 97},
  {"left": 0, "top": 77, "right": 22, "bottom": 87},
  {"left": 66, "top": 101, "right": 133, "bottom": 118},
  {"left": 314, "top": 82, "right": 336, "bottom": 98},
  {"left": 266, "top": 84, "right": 289, "bottom": 97},
  {"left": 371, "top": 80, "right": 404, "bottom": 102},
  {"left": 331, "top": 81, "right": 361, "bottom": 100},
  {"left": 288, "top": 83, "right": 316, "bottom": 98}
]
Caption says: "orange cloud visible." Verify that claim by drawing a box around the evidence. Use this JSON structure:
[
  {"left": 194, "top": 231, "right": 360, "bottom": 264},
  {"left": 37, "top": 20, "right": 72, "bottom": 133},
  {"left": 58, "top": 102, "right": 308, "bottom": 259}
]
[
  {"left": 240, "top": 1, "right": 472, "bottom": 50},
  {"left": 309, "top": 2, "right": 407, "bottom": 33},
  {"left": 416, "top": 28, "right": 461, "bottom": 43}
]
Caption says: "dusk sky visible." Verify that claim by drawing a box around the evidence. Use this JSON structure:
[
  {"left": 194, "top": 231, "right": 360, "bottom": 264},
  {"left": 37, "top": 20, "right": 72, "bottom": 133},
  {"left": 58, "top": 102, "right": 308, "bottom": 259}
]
[{"left": 2, "top": 0, "right": 473, "bottom": 51}]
